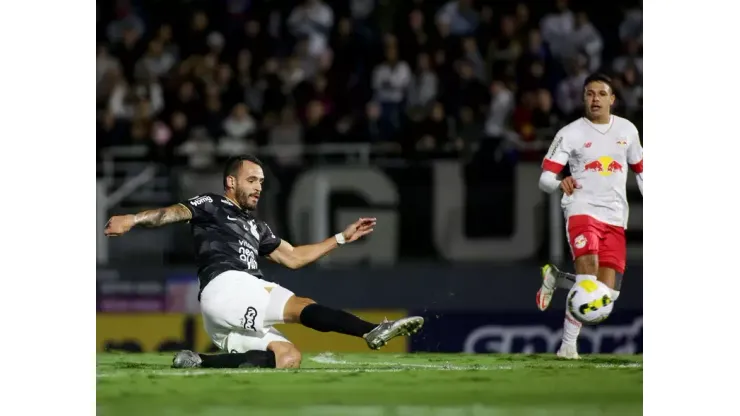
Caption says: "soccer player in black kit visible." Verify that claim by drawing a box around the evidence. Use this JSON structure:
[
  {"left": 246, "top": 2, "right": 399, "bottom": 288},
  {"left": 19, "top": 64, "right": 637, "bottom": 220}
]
[{"left": 105, "top": 155, "right": 424, "bottom": 369}]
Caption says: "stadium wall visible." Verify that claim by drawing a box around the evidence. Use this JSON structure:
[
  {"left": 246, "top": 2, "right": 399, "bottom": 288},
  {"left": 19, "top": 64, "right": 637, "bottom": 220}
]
[
  {"left": 99, "top": 162, "right": 643, "bottom": 266},
  {"left": 97, "top": 264, "right": 643, "bottom": 354}
]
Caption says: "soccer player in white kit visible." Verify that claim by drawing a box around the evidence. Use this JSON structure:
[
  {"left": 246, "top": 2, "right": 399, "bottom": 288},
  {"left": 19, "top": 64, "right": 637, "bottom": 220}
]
[
  {"left": 105, "top": 155, "right": 424, "bottom": 369},
  {"left": 535, "top": 73, "right": 643, "bottom": 359}
]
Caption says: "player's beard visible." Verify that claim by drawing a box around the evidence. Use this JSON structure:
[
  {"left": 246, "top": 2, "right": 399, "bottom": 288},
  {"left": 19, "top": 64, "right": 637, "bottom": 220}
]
[{"left": 236, "top": 186, "right": 258, "bottom": 211}]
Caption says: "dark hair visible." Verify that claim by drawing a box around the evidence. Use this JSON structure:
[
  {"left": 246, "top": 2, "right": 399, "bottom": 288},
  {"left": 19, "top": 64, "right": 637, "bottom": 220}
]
[
  {"left": 583, "top": 73, "right": 615, "bottom": 94},
  {"left": 223, "top": 155, "right": 263, "bottom": 189}
]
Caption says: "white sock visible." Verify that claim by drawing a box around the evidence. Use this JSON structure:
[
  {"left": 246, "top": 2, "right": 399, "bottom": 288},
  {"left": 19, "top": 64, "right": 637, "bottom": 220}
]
[
  {"left": 562, "top": 274, "right": 596, "bottom": 346},
  {"left": 562, "top": 309, "right": 582, "bottom": 346}
]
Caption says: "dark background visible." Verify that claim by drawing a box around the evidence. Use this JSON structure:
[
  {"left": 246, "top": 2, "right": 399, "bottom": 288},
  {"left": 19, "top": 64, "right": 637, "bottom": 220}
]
[{"left": 96, "top": 0, "right": 643, "bottom": 353}]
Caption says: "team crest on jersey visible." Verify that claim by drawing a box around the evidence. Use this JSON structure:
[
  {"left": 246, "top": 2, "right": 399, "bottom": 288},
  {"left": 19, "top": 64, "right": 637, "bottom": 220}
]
[
  {"left": 245, "top": 220, "right": 260, "bottom": 241},
  {"left": 584, "top": 156, "right": 623, "bottom": 176},
  {"left": 616, "top": 138, "right": 628, "bottom": 146},
  {"left": 574, "top": 234, "right": 587, "bottom": 249}
]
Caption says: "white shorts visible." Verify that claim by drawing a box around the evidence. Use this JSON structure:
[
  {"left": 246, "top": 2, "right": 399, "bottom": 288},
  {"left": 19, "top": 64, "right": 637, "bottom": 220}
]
[{"left": 200, "top": 270, "right": 295, "bottom": 353}]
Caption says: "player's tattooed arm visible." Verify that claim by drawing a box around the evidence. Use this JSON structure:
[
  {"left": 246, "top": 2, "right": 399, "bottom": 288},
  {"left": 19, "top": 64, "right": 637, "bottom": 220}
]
[
  {"left": 105, "top": 204, "right": 192, "bottom": 237},
  {"left": 133, "top": 204, "right": 193, "bottom": 228}
]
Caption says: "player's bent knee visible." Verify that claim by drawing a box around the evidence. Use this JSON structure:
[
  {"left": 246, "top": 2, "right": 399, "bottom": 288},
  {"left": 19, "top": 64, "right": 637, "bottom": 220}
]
[
  {"left": 268, "top": 341, "right": 302, "bottom": 369},
  {"left": 277, "top": 349, "right": 302, "bottom": 369}
]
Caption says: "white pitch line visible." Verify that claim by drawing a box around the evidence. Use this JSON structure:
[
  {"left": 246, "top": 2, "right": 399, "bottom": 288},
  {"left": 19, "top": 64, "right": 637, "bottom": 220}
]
[
  {"left": 310, "top": 353, "right": 641, "bottom": 370},
  {"left": 96, "top": 368, "right": 408, "bottom": 378},
  {"left": 309, "top": 353, "right": 507, "bottom": 370},
  {"left": 594, "top": 363, "right": 642, "bottom": 368}
]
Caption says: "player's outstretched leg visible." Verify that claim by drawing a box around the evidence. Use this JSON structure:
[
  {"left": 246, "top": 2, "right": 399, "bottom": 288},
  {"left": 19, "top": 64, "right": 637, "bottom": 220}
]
[
  {"left": 536, "top": 264, "right": 558, "bottom": 311},
  {"left": 284, "top": 297, "right": 424, "bottom": 350},
  {"left": 172, "top": 350, "right": 277, "bottom": 369},
  {"left": 536, "top": 264, "right": 577, "bottom": 311}
]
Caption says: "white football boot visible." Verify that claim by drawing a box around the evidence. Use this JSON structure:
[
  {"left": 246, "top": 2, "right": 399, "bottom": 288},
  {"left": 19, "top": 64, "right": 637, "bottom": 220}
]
[
  {"left": 556, "top": 343, "right": 581, "bottom": 360},
  {"left": 536, "top": 264, "right": 559, "bottom": 311}
]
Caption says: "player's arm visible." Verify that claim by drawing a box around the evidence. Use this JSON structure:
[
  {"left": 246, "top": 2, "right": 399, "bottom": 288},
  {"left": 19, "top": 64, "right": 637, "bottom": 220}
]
[
  {"left": 265, "top": 218, "right": 376, "bottom": 269},
  {"left": 104, "top": 204, "right": 192, "bottom": 236},
  {"left": 267, "top": 238, "right": 341, "bottom": 270},
  {"left": 627, "top": 132, "right": 644, "bottom": 195},
  {"left": 134, "top": 204, "right": 193, "bottom": 227},
  {"left": 539, "top": 133, "right": 574, "bottom": 194}
]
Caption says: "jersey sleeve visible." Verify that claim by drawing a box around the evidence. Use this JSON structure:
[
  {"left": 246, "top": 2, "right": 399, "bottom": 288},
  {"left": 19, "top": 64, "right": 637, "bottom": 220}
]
[
  {"left": 178, "top": 194, "right": 218, "bottom": 224},
  {"left": 257, "top": 221, "right": 281, "bottom": 256},
  {"left": 542, "top": 131, "right": 571, "bottom": 173},
  {"left": 627, "top": 131, "right": 643, "bottom": 173}
]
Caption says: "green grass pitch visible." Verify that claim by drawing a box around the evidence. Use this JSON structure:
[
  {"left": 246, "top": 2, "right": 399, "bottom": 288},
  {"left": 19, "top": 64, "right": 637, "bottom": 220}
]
[{"left": 97, "top": 352, "right": 642, "bottom": 416}]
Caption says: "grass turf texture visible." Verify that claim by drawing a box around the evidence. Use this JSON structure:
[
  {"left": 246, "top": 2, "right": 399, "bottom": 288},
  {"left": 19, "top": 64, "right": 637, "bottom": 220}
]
[{"left": 97, "top": 352, "right": 642, "bottom": 416}]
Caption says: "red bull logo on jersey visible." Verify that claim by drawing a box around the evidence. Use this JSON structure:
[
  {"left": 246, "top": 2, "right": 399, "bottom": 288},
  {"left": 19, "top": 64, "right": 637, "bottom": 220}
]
[{"left": 584, "top": 156, "right": 623, "bottom": 177}]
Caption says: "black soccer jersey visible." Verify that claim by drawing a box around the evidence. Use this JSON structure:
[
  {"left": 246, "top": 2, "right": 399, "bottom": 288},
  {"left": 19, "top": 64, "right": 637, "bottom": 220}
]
[{"left": 178, "top": 193, "right": 282, "bottom": 295}]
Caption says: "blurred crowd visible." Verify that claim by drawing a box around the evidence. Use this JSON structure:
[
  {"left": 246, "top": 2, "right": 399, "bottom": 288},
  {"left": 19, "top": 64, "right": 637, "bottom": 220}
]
[{"left": 96, "top": 0, "right": 643, "bottom": 166}]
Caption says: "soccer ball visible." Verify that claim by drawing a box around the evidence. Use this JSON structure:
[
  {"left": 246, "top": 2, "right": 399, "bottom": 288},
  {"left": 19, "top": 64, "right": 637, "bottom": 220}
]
[{"left": 567, "top": 279, "right": 614, "bottom": 325}]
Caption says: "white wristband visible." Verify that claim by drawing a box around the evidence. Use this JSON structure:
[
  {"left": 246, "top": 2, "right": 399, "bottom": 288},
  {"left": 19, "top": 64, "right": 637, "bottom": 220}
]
[{"left": 335, "top": 233, "right": 346, "bottom": 245}]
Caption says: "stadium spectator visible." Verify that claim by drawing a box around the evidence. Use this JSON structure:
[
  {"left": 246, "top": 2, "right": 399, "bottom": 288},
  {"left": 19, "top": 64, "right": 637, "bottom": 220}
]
[
  {"left": 461, "top": 36, "right": 486, "bottom": 81},
  {"left": 612, "top": 38, "right": 642, "bottom": 76},
  {"left": 484, "top": 80, "right": 515, "bottom": 139},
  {"left": 222, "top": 103, "right": 257, "bottom": 141},
  {"left": 269, "top": 107, "right": 303, "bottom": 167},
  {"left": 98, "top": 44, "right": 121, "bottom": 87},
  {"left": 111, "top": 25, "right": 145, "bottom": 82},
  {"left": 406, "top": 53, "right": 439, "bottom": 115},
  {"left": 454, "top": 106, "right": 483, "bottom": 157},
  {"left": 619, "top": 66, "right": 643, "bottom": 118},
  {"left": 287, "top": 0, "right": 335, "bottom": 57},
  {"left": 619, "top": 2, "right": 643, "bottom": 45},
  {"left": 555, "top": 55, "right": 589, "bottom": 118},
  {"left": 109, "top": 80, "right": 165, "bottom": 121},
  {"left": 413, "top": 101, "right": 449, "bottom": 153},
  {"left": 568, "top": 12, "right": 603, "bottom": 72},
  {"left": 436, "top": 0, "right": 480, "bottom": 37},
  {"left": 487, "top": 15, "right": 521, "bottom": 82},
  {"left": 95, "top": 0, "right": 643, "bottom": 164},
  {"left": 106, "top": 0, "right": 145, "bottom": 44},
  {"left": 372, "top": 44, "right": 412, "bottom": 136},
  {"left": 540, "top": 0, "right": 575, "bottom": 64},
  {"left": 135, "top": 39, "right": 177, "bottom": 81}
]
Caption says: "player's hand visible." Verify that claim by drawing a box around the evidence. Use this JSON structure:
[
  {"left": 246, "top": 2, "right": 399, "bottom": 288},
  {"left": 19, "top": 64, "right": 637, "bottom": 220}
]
[
  {"left": 560, "top": 177, "right": 580, "bottom": 196},
  {"left": 341, "top": 217, "right": 377, "bottom": 243},
  {"left": 104, "top": 214, "right": 136, "bottom": 237}
]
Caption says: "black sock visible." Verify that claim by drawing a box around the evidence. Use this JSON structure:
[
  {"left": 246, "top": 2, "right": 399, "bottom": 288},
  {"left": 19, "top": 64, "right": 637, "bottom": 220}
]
[
  {"left": 198, "top": 350, "right": 276, "bottom": 368},
  {"left": 299, "top": 303, "right": 377, "bottom": 338}
]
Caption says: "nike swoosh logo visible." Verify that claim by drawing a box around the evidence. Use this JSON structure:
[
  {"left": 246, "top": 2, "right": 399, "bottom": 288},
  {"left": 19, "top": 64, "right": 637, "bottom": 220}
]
[{"left": 227, "top": 216, "right": 238, "bottom": 221}]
